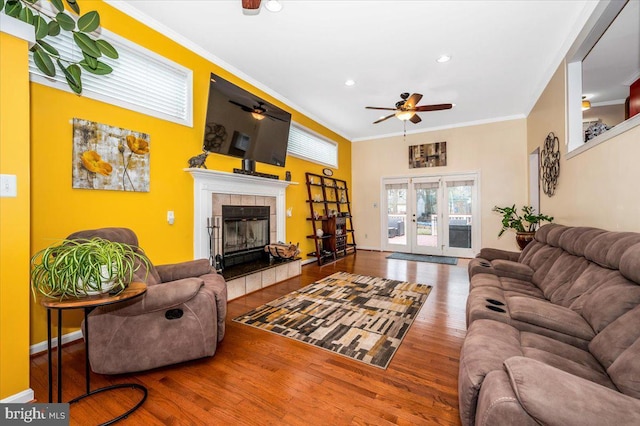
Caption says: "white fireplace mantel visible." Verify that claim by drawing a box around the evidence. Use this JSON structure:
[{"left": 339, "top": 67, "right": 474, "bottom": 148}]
[{"left": 185, "top": 168, "right": 297, "bottom": 259}]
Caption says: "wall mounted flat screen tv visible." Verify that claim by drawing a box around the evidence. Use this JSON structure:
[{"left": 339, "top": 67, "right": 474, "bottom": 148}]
[{"left": 203, "top": 72, "right": 292, "bottom": 168}]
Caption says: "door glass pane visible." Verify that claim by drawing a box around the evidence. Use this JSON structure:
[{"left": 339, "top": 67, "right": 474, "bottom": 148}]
[
  {"left": 415, "top": 183, "right": 438, "bottom": 248},
  {"left": 386, "top": 183, "right": 407, "bottom": 245},
  {"left": 447, "top": 181, "right": 473, "bottom": 249}
]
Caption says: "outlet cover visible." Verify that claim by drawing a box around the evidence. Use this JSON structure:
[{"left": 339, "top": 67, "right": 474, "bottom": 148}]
[{"left": 0, "top": 174, "right": 17, "bottom": 197}]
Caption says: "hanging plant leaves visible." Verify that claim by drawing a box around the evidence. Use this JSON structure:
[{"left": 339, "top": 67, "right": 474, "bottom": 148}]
[
  {"left": 81, "top": 51, "right": 98, "bottom": 69},
  {"left": 38, "top": 40, "right": 59, "bottom": 57},
  {"left": 73, "top": 32, "right": 101, "bottom": 58},
  {"left": 0, "top": 0, "right": 5, "bottom": 13},
  {"left": 47, "top": 20, "right": 61, "bottom": 36},
  {"left": 55, "top": 12, "right": 75, "bottom": 31},
  {"left": 33, "top": 46, "right": 56, "bottom": 77},
  {"left": 58, "top": 60, "right": 82, "bottom": 94},
  {"left": 81, "top": 60, "right": 112, "bottom": 75},
  {"left": 50, "top": 0, "right": 64, "bottom": 13},
  {"left": 77, "top": 11, "right": 99, "bottom": 33},
  {"left": 4, "top": 0, "right": 21, "bottom": 18},
  {"left": 34, "top": 16, "right": 49, "bottom": 40},
  {"left": 96, "top": 39, "right": 118, "bottom": 59},
  {"left": 18, "top": 5, "right": 34, "bottom": 24},
  {"left": 64, "top": 0, "right": 80, "bottom": 15}
]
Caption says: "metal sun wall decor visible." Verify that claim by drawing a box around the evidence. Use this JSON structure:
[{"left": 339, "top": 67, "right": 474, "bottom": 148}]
[
  {"left": 540, "top": 132, "right": 560, "bottom": 197},
  {"left": 72, "top": 118, "right": 150, "bottom": 192},
  {"left": 409, "top": 142, "right": 447, "bottom": 168}
]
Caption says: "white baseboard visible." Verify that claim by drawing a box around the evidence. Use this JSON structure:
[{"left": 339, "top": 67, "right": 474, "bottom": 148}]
[
  {"left": 300, "top": 258, "right": 317, "bottom": 266},
  {"left": 1, "top": 388, "right": 34, "bottom": 403},
  {"left": 354, "top": 245, "right": 382, "bottom": 251},
  {"left": 29, "top": 330, "right": 83, "bottom": 356}
]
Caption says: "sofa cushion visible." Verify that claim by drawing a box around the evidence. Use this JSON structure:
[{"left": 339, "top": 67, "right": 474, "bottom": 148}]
[
  {"left": 619, "top": 242, "right": 640, "bottom": 283},
  {"left": 557, "top": 227, "right": 607, "bottom": 256},
  {"left": 589, "top": 304, "right": 640, "bottom": 369},
  {"left": 581, "top": 275, "right": 640, "bottom": 334},
  {"left": 492, "top": 260, "right": 534, "bottom": 281},
  {"left": 536, "top": 252, "right": 589, "bottom": 304},
  {"left": 503, "top": 357, "right": 640, "bottom": 426}
]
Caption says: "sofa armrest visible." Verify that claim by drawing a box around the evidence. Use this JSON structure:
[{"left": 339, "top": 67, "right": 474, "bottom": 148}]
[
  {"left": 105, "top": 277, "right": 204, "bottom": 316},
  {"left": 492, "top": 260, "right": 534, "bottom": 281},
  {"left": 504, "top": 356, "right": 640, "bottom": 426},
  {"left": 477, "top": 248, "right": 520, "bottom": 262},
  {"left": 507, "top": 296, "right": 595, "bottom": 341},
  {"left": 155, "top": 259, "right": 212, "bottom": 282}
]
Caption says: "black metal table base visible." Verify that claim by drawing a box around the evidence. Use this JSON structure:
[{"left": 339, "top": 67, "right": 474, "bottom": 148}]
[
  {"left": 46, "top": 304, "right": 147, "bottom": 425},
  {"left": 69, "top": 383, "right": 148, "bottom": 426}
]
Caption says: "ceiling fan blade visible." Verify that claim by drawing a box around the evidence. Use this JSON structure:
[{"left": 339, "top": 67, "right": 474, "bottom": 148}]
[
  {"left": 405, "top": 93, "right": 423, "bottom": 109},
  {"left": 410, "top": 114, "right": 422, "bottom": 124},
  {"left": 414, "top": 103, "right": 454, "bottom": 112},
  {"left": 365, "top": 106, "right": 397, "bottom": 111},
  {"left": 229, "top": 99, "right": 254, "bottom": 112},
  {"left": 373, "top": 114, "right": 395, "bottom": 124}
]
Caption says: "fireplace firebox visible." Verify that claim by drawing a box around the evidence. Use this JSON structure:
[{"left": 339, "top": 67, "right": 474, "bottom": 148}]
[{"left": 222, "top": 205, "right": 270, "bottom": 268}]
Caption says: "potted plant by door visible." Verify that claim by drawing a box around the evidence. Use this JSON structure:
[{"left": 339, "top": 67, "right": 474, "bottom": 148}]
[
  {"left": 30, "top": 237, "right": 150, "bottom": 299},
  {"left": 493, "top": 205, "right": 554, "bottom": 250}
]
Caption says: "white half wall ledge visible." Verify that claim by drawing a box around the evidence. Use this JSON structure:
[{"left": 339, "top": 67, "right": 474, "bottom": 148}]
[
  {"left": 185, "top": 168, "right": 297, "bottom": 260},
  {"left": 0, "top": 14, "right": 36, "bottom": 42}
]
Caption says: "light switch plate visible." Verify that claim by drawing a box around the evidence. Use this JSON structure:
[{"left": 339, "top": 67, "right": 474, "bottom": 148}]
[{"left": 0, "top": 174, "right": 17, "bottom": 197}]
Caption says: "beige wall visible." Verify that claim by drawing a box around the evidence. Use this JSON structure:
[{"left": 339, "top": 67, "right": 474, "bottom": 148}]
[
  {"left": 527, "top": 61, "right": 640, "bottom": 231},
  {"left": 352, "top": 119, "right": 528, "bottom": 253}
]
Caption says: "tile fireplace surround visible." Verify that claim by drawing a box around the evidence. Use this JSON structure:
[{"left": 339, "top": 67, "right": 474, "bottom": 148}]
[{"left": 186, "top": 168, "right": 300, "bottom": 299}]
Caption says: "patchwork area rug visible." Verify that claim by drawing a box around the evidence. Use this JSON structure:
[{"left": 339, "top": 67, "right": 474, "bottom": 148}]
[
  {"left": 386, "top": 252, "right": 458, "bottom": 265},
  {"left": 233, "top": 271, "right": 432, "bottom": 369}
]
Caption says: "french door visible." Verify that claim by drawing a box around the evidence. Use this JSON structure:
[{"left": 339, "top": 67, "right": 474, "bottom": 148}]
[{"left": 382, "top": 174, "right": 479, "bottom": 258}]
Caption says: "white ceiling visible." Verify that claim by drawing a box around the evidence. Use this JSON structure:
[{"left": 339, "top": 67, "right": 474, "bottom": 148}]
[{"left": 108, "top": 0, "right": 597, "bottom": 141}]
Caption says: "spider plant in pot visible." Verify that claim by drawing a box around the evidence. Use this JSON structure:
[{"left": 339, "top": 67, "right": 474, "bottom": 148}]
[
  {"left": 30, "top": 237, "right": 150, "bottom": 299},
  {"left": 493, "top": 205, "right": 554, "bottom": 250}
]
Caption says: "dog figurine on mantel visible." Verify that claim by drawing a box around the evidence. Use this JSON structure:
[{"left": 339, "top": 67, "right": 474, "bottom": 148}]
[{"left": 188, "top": 151, "right": 209, "bottom": 169}]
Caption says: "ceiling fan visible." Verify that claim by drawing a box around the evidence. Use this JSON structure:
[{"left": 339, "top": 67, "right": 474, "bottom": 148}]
[
  {"left": 242, "top": 0, "right": 283, "bottom": 15},
  {"left": 229, "top": 100, "right": 287, "bottom": 122},
  {"left": 366, "top": 93, "right": 453, "bottom": 124}
]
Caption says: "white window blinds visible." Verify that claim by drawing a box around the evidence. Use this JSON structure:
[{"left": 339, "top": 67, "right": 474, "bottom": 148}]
[
  {"left": 29, "top": 27, "right": 193, "bottom": 126},
  {"left": 287, "top": 124, "right": 338, "bottom": 167}
]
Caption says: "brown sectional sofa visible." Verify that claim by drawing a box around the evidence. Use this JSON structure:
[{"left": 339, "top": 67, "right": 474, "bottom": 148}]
[{"left": 459, "top": 224, "right": 640, "bottom": 425}]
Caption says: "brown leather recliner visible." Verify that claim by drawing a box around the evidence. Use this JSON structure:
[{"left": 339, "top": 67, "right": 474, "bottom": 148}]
[{"left": 68, "top": 228, "right": 227, "bottom": 374}]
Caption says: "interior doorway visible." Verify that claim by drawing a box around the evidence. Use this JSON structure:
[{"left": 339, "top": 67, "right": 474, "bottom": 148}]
[{"left": 382, "top": 173, "right": 480, "bottom": 258}]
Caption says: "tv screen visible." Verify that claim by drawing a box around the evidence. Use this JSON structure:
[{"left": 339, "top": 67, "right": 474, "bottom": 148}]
[{"left": 203, "top": 72, "right": 292, "bottom": 167}]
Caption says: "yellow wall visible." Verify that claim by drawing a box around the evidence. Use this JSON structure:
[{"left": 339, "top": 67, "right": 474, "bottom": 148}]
[
  {"left": 29, "top": 1, "right": 351, "bottom": 345},
  {"left": 0, "top": 32, "right": 32, "bottom": 399},
  {"left": 527, "top": 61, "right": 640, "bottom": 230},
  {"left": 352, "top": 119, "right": 528, "bottom": 252}
]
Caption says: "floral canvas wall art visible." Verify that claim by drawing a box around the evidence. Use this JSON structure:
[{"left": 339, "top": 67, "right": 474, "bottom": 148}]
[{"left": 72, "top": 118, "right": 150, "bottom": 192}]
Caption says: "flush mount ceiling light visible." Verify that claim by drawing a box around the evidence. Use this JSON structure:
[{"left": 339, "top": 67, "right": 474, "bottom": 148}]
[
  {"left": 582, "top": 96, "right": 591, "bottom": 111},
  {"left": 264, "top": 0, "right": 283, "bottom": 12},
  {"left": 436, "top": 54, "right": 451, "bottom": 63},
  {"left": 344, "top": 79, "right": 356, "bottom": 87}
]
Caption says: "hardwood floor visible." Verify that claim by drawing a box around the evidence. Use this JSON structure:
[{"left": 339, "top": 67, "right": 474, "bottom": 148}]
[{"left": 30, "top": 251, "right": 469, "bottom": 425}]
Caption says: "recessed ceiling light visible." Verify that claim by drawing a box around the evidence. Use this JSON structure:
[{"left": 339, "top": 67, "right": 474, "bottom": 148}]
[
  {"left": 344, "top": 79, "right": 356, "bottom": 87},
  {"left": 265, "top": 0, "right": 283, "bottom": 12},
  {"left": 437, "top": 55, "right": 451, "bottom": 63}
]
